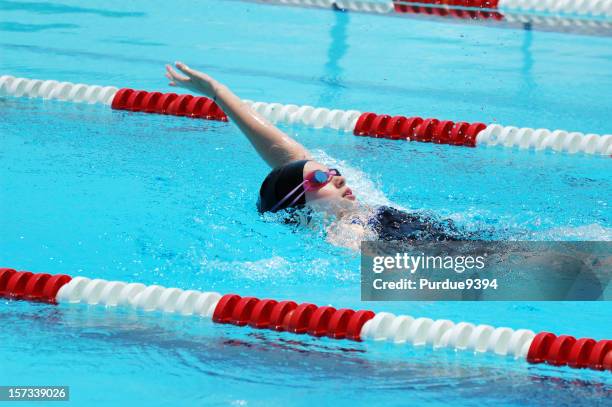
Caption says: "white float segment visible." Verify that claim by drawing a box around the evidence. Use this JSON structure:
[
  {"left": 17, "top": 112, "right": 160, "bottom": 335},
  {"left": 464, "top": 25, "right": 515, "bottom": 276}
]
[
  {"left": 56, "top": 277, "right": 221, "bottom": 317},
  {"left": 0, "top": 75, "right": 118, "bottom": 105},
  {"left": 259, "top": 0, "right": 394, "bottom": 13},
  {"left": 360, "top": 311, "right": 535, "bottom": 359},
  {"left": 503, "top": 12, "right": 612, "bottom": 27},
  {"left": 242, "top": 99, "right": 361, "bottom": 132},
  {"left": 334, "top": 0, "right": 394, "bottom": 13},
  {"left": 477, "top": 124, "right": 612, "bottom": 155},
  {"left": 498, "top": 0, "right": 612, "bottom": 17}
]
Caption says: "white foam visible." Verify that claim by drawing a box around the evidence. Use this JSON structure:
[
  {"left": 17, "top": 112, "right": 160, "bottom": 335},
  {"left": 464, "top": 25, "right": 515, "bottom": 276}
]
[
  {"left": 531, "top": 224, "right": 612, "bottom": 241},
  {"left": 311, "top": 149, "right": 399, "bottom": 209}
]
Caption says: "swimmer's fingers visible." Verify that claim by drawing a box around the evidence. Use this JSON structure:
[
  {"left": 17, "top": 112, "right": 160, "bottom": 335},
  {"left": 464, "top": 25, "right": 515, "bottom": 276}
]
[
  {"left": 165, "top": 64, "right": 195, "bottom": 90},
  {"left": 175, "top": 61, "right": 214, "bottom": 84},
  {"left": 168, "top": 62, "right": 216, "bottom": 97},
  {"left": 166, "top": 65, "right": 190, "bottom": 83},
  {"left": 164, "top": 70, "right": 177, "bottom": 87},
  {"left": 175, "top": 61, "right": 198, "bottom": 77},
  {"left": 165, "top": 75, "right": 176, "bottom": 87}
]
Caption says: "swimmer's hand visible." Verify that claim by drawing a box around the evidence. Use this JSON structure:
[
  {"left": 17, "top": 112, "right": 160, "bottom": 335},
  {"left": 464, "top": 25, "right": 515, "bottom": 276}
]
[
  {"left": 165, "top": 61, "right": 221, "bottom": 98},
  {"left": 166, "top": 61, "right": 312, "bottom": 168}
]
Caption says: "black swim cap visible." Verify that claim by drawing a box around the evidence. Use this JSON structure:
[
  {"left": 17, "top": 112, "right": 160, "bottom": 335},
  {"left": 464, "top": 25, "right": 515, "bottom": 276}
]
[{"left": 257, "top": 160, "right": 309, "bottom": 213}]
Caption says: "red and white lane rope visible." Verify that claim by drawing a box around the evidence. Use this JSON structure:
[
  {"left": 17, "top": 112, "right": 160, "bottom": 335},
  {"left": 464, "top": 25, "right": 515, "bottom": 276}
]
[
  {"left": 242, "top": 0, "right": 612, "bottom": 31},
  {"left": 252, "top": 0, "right": 612, "bottom": 20},
  {"left": 393, "top": 0, "right": 612, "bottom": 18},
  {"left": 1, "top": 267, "right": 610, "bottom": 372},
  {"left": 2, "top": 75, "right": 611, "bottom": 156}
]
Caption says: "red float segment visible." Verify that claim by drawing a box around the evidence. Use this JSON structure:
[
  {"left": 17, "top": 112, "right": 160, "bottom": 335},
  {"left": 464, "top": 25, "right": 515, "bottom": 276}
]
[
  {"left": 400, "top": 117, "right": 423, "bottom": 140},
  {"left": 285, "top": 303, "right": 318, "bottom": 334},
  {"left": 464, "top": 122, "right": 487, "bottom": 147},
  {"left": 206, "top": 101, "right": 227, "bottom": 121},
  {"left": 157, "top": 93, "right": 178, "bottom": 114},
  {"left": 269, "top": 300, "right": 298, "bottom": 331},
  {"left": 212, "top": 294, "right": 242, "bottom": 324},
  {"left": 308, "top": 306, "right": 337, "bottom": 337},
  {"left": 589, "top": 340, "right": 612, "bottom": 371},
  {"left": 448, "top": 122, "right": 470, "bottom": 145},
  {"left": 327, "top": 308, "right": 355, "bottom": 340},
  {"left": 370, "top": 115, "right": 392, "bottom": 138},
  {"left": 603, "top": 350, "right": 612, "bottom": 372},
  {"left": 547, "top": 335, "right": 577, "bottom": 366},
  {"left": 125, "top": 90, "right": 148, "bottom": 112},
  {"left": 110, "top": 88, "right": 132, "bottom": 110},
  {"left": 567, "top": 338, "right": 597, "bottom": 369},
  {"left": 414, "top": 118, "right": 439, "bottom": 142},
  {"left": 385, "top": 116, "right": 407, "bottom": 140},
  {"left": 345, "top": 310, "right": 375, "bottom": 341},
  {"left": 141, "top": 91, "right": 162, "bottom": 113},
  {"left": 110, "top": 88, "right": 228, "bottom": 122},
  {"left": 188, "top": 97, "right": 212, "bottom": 119},
  {"left": 354, "top": 112, "right": 378, "bottom": 136},
  {"left": 209, "top": 293, "right": 374, "bottom": 341},
  {"left": 23, "top": 273, "right": 52, "bottom": 301},
  {"left": 248, "top": 299, "right": 278, "bottom": 329},
  {"left": 166, "top": 94, "right": 194, "bottom": 116},
  {"left": 6, "top": 271, "right": 34, "bottom": 299},
  {"left": 353, "top": 112, "right": 486, "bottom": 147},
  {"left": 528, "top": 333, "right": 612, "bottom": 371},
  {"left": 40, "top": 274, "right": 72, "bottom": 303},
  {"left": 432, "top": 120, "right": 454, "bottom": 144},
  {"left": 392, "top": 0, "right": 503, "bottom": 20},
  {"left": 231, "top": 297, "right": 260, "bottom": 326},
  {"left": 0, "top": 269, "right": 72, "bottom": 303},
  {"left": 527, "top": 332, "right": 558, "bottom": 364},
  {"left": 0, "top": 268, "right": 17, "bottom": 295}
]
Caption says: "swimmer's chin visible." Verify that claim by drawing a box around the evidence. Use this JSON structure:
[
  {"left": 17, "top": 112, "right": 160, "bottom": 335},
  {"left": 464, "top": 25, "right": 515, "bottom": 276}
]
[{"left": 307, "top": 197, "right": 357, "bottom": 217}]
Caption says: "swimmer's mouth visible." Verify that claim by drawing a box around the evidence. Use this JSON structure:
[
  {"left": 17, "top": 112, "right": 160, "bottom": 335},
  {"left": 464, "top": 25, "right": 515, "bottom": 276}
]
[{"left": 343, "top": 188, "right": 355, "bottom": 200}]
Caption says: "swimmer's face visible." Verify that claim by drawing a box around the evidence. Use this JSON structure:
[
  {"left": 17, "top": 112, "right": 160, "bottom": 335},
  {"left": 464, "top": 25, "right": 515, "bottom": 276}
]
[{"left": 303, "top": 161, "right": 356, "bottom": 215}]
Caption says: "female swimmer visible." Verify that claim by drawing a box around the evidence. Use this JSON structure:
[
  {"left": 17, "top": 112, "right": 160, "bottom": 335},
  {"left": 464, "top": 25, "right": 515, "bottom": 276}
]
[{"left": 165, "top": 62, "right": 472, "bottom": 248}]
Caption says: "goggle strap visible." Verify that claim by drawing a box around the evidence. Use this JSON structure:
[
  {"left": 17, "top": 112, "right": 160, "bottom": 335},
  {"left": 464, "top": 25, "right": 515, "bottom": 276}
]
[
  {"left": 269, "top": 169, "right": 339, "bottom": 213},
  {"left": 270, "top": 180, "right": 305, "bottom": 213},
  {"left": 287, "top": 190, "right": 306, "bottom": 209}
]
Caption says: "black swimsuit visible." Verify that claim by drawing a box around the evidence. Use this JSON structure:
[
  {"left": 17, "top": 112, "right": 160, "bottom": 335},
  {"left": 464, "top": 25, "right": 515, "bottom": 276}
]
[{"left": 367, "top": 206, "right": 465, "bottom": 242}]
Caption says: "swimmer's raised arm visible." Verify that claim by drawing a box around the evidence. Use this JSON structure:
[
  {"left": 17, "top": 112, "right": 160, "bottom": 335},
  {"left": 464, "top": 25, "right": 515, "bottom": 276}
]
[{"left": 165, "top": 61, "right": 311, "bottom": 168}]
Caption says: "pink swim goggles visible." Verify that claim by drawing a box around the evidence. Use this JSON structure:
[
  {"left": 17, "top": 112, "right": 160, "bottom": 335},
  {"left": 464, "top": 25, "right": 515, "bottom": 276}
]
[{"left": 270, "top": 168, "right": 341, "bottom": 213}]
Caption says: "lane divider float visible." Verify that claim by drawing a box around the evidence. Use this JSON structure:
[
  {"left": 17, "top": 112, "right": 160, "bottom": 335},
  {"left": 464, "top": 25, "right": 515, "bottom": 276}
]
[
  {"left": 1, "top": 267, "right": 610, "bottom": 372},
  {"left": 1, "top": 75, "right": 611, "bottom": 156},
  {"left": 253, "top": 0, "right": 612, "bottom": 21},
  {"left": 393, "top": 0, "right": 612, "bottom": 18},
  {"left": 111, "top": 88, "right": 228, "bottom": 121},
  {"left": 0, "top": 75, "right": 118, "bottom": 105},
  {"left": 253, "top": 0, "right": 612, "bottom": 31},
  {"left": 393, "top": 0, "right": 503, "bottom": 20}
]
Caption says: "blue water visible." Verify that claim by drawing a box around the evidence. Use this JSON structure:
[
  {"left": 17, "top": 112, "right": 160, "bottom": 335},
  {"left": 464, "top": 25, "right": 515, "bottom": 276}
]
[{"left": 1, "top": 0, "right": 611, "bottom": 405}]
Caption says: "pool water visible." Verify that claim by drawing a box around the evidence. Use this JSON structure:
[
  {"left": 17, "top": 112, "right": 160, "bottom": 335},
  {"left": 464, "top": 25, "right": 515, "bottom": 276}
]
[{"left": 1, "top": 0, "right": 611, "bottom": 405}]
